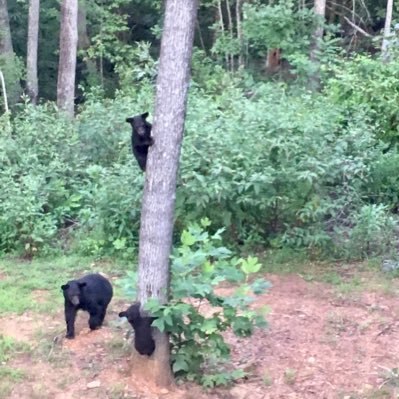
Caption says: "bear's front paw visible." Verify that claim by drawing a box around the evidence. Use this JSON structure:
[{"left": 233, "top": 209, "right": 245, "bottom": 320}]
[{"left": 65, "top": 332, "right": 75, "bottom": 339}]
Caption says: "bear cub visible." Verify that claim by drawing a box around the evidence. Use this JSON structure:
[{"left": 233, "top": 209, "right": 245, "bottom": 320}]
[
  {"left": 61, "top": 273, "right": 113, "bottom": 339},
  {"left": 119, "top": 302, "right": 156, "bottom": 356},
  {"left": 126, "top": 112, "right": 154, "bottom": 172}
]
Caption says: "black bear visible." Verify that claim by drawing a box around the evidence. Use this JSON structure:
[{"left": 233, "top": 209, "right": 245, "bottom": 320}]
[
  {"left": 119, "top": 302, "right": 156, "bottom": 356},
  {"left": 126, "top": 112, "right": 154, "bottom": 171},
  {"left": 61, "top": 273, "right": 113, "bottom": 339}
]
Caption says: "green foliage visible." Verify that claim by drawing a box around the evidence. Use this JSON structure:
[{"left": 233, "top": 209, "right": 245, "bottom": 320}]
[
  {"left": 0, "top": 255, "right": 124, "bottom": 315},
  {"left": 0, "top": 53, "right": 24, "bottom": 107},
  {"left": 179, "top": 82, "right": 388, "bottom": 256},
  {"left": 348, "top": 204, "right": 395, "bottom": 259},
  {"left": 366, "top": 152, "right": 399, "bottom": 210},
  {"left": 242, "top": 0, "right": 316, "bottom": 54},
  {"left": 0, "top": 335, "right": 30, "bottom": 363},
  {"left": 2, "top": 73, "right": 397, "bottom": 260},
  {"left": 139, "top": 220, "right": 271, "bottom": 386},
  {"left": 325, "top": 55, "right": 399, "bottom": 145},
  {"left": 0, "top": 102, "right": 83, "bottom": 255}
]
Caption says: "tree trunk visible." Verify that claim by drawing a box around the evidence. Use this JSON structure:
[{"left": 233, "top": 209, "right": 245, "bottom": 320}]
[
  {"left": 381, "top": 0, "right": 393, "bottom": 62},
  {"left": 26, "top": 0, "right": 40, "bottom": 104},
  {"left": 216, "top": 0, "right": 229, "bottom": 68},
  {"left": 77, "top": 0, "right": 90, "bottom": 50},
  {"left": 236, "top": 0, "right": 244, "bottom": 69},
  {"left": 135, "top": 0, "right": 198, "bottom": 388},
  {"left": 225, "top": 0, "right": 234, "bottom": 71},
  {"left": 0, "top": 0, "right": 13, "bottom": 55},
  {"left": 309, "top": 0, "right": 326, "bottom": 89},
  {"left": 0, "top": 0, "right": 21, "bottom": 106},
  {"left": 57, "top": 0, "right": 78, "bottom": 117},
  {"left": 266, "top": 48, "right": 281, "bottom": 74}
]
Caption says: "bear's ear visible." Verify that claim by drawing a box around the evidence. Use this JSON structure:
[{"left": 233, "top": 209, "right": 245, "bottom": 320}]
[
  {"left": 61, "top": 284, "right": 69, "bottom": 290},
  {"left": 141, "top": 112, "right": 149, "bottom": 120},
  {"left": 78, "top": 282, "right": 87, "bottom": 289},
  {"left": 119, "top": 311, "right": 127, "bottom": 318}
]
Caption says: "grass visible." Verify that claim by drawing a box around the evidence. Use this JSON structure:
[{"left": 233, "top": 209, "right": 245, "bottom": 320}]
[
  {"left": 0, "top": 336, "right": 31, "bottom": 398},
  {"left": 261, "top": 248, "right": 399, "bottom": 299},
  {"left": 0, "top": 335, "right": 31, "bottom": 363},
  {"left": 0, "top": 255, "right": 129, "bottom": 315},
  {"left": 283, "top": 368, "right": 297, "bottom": 385},
  {"left": 0, "top": 367, "right": 26, "bottom": 399}
]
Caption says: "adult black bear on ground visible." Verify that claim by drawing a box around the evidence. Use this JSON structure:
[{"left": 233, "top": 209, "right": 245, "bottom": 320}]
[
  {"left": 61, "top": 273, "right": 113, "bottom": 339},
  {"left": 126, "top": 112, "right": 154, "bottom": 171},
  {"left": 119, "top": 302, "right": 156, "bottom": 356}
]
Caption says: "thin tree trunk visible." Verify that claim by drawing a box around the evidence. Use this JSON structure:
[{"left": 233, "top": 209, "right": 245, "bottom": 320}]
[
  {"left": 77, "top": 0, "right": 97, "bottom": 91},
  {"left": 309, "top": 0, "right": 326, "bottom": 89},
  {"left": 216, "top": 0, "right": 229, "bottom": 68},
  {"left": 0, "top": 0, "right": 21, "bottom": 105},
  {"left": 57, "top": 0, "right": 78, "bottom": 117},
  {"left": 225, "top": 0, "right": 234, "bottom": 71},
  {"left": 196, "top": 17, "right": 206, "bottom": 51},
  {"left": 26, "top": 0, "right": 40, "bottom": 104},
  {"left": 0, "top": 0, "right": 13, "bottom": 55},
  {"left": 236, "top": 0, "right": 244, "bottom": 69},
  {"left": 0, "top": 70, "right": 9, "bottom": 112},
  {"left": 381, "top": 0, "right": 394, "bottom": 62},
  {"left": 136, "top": 0, "right": 198, "bottom": 388},
  {"left": 77, "top": 0, "right": 90, "bottom": 50},
  {"left": 266, "top": 48, "right": 281, "bottom": 74}
]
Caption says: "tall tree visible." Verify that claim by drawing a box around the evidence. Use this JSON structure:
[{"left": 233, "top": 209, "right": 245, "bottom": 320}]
[
  {"left": 381, "top": 0, "right": 394, "bottom": 62},
  {"left": 26, "top": 0, "right": 40, "bottom": 104},
  {"left": 134, "top": 0, "right": 198, "bottom": 388},
  {"left": 57, "top": 0, "right": 78, "bottom": 117},
  {"left": 0, "top": 0, "right": 21, "bottom": 105},
  {"left": 309, "top": 0, "right": 326, "bottom": 89}
]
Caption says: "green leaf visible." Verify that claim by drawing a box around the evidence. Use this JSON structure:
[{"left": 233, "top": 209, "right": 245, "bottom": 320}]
[
  {"left": 151, "top": 318, "right": 165, "bottom": 332},
  {"left": 172, "top": 357, "right": 189, "bottom": 373},
  {"left": 181, "top": 230, "right": 196, "bottom": 246},
  {"left": 240, "top": 256, "right": 262, "bottom": 275}
]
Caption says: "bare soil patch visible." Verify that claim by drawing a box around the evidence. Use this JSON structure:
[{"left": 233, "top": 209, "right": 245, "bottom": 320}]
[{"left": 2, "top": 273, "right": 399, "bottom": 398}]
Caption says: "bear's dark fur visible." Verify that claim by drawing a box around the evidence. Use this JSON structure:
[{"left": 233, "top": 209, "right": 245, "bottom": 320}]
[
  {"left": 119, "top": 302, "right": 156, "bottom": 356},
  {"left": 126, "top": 112, "right": 154, "bottom": 171},
  {"left": 61, "top": 273, "right": 113, "bottom": 339}
]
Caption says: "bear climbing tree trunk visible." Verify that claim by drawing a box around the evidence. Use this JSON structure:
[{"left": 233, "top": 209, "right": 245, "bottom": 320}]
[{"left": 134, "top": 0, "right": 198, "bottom": 388}]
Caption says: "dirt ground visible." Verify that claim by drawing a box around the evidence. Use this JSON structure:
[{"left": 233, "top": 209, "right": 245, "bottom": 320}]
[{"left": 2, "top": 273, "right": 399, "bottom": 399}]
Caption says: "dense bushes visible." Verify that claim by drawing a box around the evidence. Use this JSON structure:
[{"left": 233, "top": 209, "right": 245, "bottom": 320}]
[{"left": 0, "top": 61, "right": 398, "bottom": 259}]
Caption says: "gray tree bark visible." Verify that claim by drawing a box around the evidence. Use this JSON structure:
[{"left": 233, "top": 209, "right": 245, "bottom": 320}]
[
  {"left": 309, "top": 0, "right": 326, "bottom": 89},
  {"left": 236, "top": 0, "right": 244, "bottom": 69},
  {"left": 381, "top": 0, "right": 393, "bottom": 62},
  {"left": 57, "top": 0, "right": 78, "bottom": 117},
  {"left": 135, "top": 0, "right": 198, "bottom": 388},
  {"left": 0, "top": 0, "right": 21, "bottom": 105},
  {"left": 0, "top": 0, "right": 13, "bottom": 55},
  {"left": 26, "top": 0, "right": 40, "bottom": 104}
]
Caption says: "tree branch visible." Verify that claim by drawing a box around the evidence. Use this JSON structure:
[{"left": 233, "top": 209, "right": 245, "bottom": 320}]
[{"left": 343, "top": 16, "right": 372, "bottom": 37}]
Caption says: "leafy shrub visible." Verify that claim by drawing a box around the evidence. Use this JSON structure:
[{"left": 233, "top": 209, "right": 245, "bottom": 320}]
[
  {"left": 366, "top": 151, "right": 399, "bottom": 211},
  {"left": 343, "top": 204, "right": 396, "bottom": 259},
  {"left": 325, "top": 54, "right": 399, "bottom": 146},
  {"left": 73, "top": 163, "right": 143, "bottom": 257},
  {"left": 0, "top": 103, "right": 83, "bottom": 255},
  {"left": 1, "top": 67, "right": 397, "bottom": 260},
  {"left": 178, "top": 83, "right": 383, "bottom": 254},
  {"left": 120, "top": 220, "right": 270, "bottom": 386}
]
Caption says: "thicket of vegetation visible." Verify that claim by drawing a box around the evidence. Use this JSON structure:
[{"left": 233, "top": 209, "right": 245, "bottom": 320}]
[{"left": 1, "top": 0, "right": 399, "bottom": 261}]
